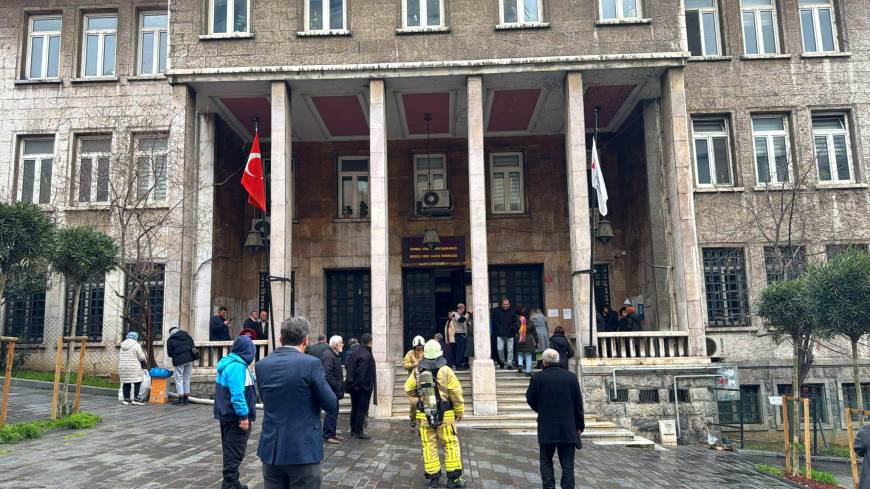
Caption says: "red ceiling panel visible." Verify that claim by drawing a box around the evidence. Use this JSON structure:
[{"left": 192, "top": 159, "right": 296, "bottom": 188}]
[
  {"left": 312, "top": 95, "right": 369, "bottom": 137},
  {"left": 583, "top": 85, "right": 636, "bottom": 129},
  {"left": 487, "top": 88, "right": 541, "bottom": 132},
  {"left": 220, "top": 97, "right": 272, "bottom": 135},
  {"left": 402, "top": 92, "right": 450, "bottom": 135}
]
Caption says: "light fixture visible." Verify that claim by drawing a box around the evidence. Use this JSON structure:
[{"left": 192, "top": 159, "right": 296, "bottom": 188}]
[
  {"left": 244, "top": 220, "right": 265, "bottom": 252},
  {"left": 595, "top": 218, "right": 614, "bottom": 245},
  {"left": 422, "top": 228, "right": 441, "bottom": 250}
]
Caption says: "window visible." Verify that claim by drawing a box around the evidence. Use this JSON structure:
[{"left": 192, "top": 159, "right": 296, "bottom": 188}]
[
  {"left": 338, "top": 157, "right": 369, "bottom": 219},
  {"left": 764, "top": 246, "right": 806, "bottom": 283},
  {"left": 703, "top": 248, "right": 750, "bottom": 327},
  {"left": 593, "top": 264, "right": 611, "bottom": 311},
  {"left": 717, "top": 385, "right": 761, "bottom": 424},
  {"left": 305, "top": 0, "right": 346, "bottom": 32},
  {"left": 600, "top": 0, "right": 640, "bottom": 20},
  {"left": 692, "top": 117, "right": 732, "bottom": 186},
  {"left": 752, "top": 115, "right": 791, "bottom": 184},
  {"left": 778, "top": 383, "right": 828, "bottom": 423},
  {"left": 669, "top": 389, "right": 691, "bottom": 403},
  {"left": 489, "top": 152, "right": 525, "bottom": 214},
  {"left": 842, "top": 383, "right": 870, "bottom": 411},
  {"left": 741, "top": 0, "right": 779, "bottom": 54},
  {"left": 209, "top": 0, "right": 249, "bottom": 34},
  {"left": 76, "top": 136, "right": 111, "bottom": 204},
  {"left": 26, "top": 15, "right": 61, "bottom": 80},
  {"left": 500, "top": 0, "right": 542, "bottom": 24},
  {"left": 65, "top": 275, "right": 105, "bottom": 341},
  {"left": 82, "top": 14, "right": 117, "bottom": 77},
  {"left": 414, "top": 154, "right": 446, "bottom": 202},
  {"left": 138, "top": 12, "right": 167, "bottom": 75},
  {"left": 610, "top": 388, "right": 628, "bottom": 402},
  {"left": 799, "top": 0, "right": 838, "bottom": 53},
  {"left": 403, "top": 0, "right": 444, "bottom": 28},
  {"left": 17, "top": 138, "right": 54, "bottom": 204},
  {"left": 638, "top": 389, "right": 660, "bottom": 404},
  {"left": 3, "top": 290, "right": 46, "bottom": 344},
  {"left": 125, "top": 264, "right": 165, "bottom": 341},
  {"left": 812, "top": 114, "right": 853, "bottom": 183},
  {"left": 135, "top": 136, "right": 168, "bottom": 202},
  {"left": 826, "top": 244, "right": 868, "bottom": 259},
  {"left": 685, "top": 0, "right": 721, "bottom": 56}
]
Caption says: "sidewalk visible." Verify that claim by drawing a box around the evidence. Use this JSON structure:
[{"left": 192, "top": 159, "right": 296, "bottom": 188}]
[{"left": 0, "top": 386, "right": 792, "bottom": 488}]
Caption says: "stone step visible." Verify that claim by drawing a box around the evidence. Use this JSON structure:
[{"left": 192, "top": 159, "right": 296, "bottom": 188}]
[{"left": 591, "top": 437, "right": 657, "bottom": 449}]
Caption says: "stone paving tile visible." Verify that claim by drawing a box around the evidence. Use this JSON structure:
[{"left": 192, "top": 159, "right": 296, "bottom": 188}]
[{"left": 0, "top": 387, "right": 791, "bottom": 488}]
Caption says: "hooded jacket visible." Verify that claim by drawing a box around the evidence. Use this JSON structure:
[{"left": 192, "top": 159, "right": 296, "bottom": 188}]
[
  {"left": 118, "top": 338, "right": 146, "bottom": 384},
  {"left": 214, "top": 337, "right": 257, "bottom": 422},
  {"left": 166, "top": 328, "right": 195, "bottom": 366}
]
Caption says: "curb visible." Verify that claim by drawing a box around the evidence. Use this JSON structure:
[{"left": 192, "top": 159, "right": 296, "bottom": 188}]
[
  {"left": 753, "top": 469, "right": 807, "bottom": 489},
  {"left": 736, "top": 447, "right": 860, "bottom": 465},
  {"left": 10, "top": 377, "right": 117, "bottom": 397}
]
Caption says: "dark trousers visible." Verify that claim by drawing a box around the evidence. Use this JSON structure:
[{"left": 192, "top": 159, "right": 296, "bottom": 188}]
[
  {"left": 322, "top": 404, "right": 338, "bottom": 440},
  {"left": 262, "top": 462, "right": 322, "bottom": 489},
  {"left": 349, "top": 387, "right": 372, "bottom": 434},
  {"left": 122, "top": 382, "right": 142, "bottom": 401},
  {"left": 454, "top": 334, "right": 467, "bottom": 367},
  {"left": 446, "top": 342, "right": 456, "bottom": 367},
  {"left": 220, "top": 421, "right": 251, "bottom": 488},
  {"left": 539, "top": 442, "right": 575, "bottom": 489}
]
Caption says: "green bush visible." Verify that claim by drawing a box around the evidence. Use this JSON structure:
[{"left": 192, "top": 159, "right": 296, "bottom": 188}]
[
  {"left": 755, "top": 464, "right": 783, "bottom": 477},
  {"left": 0, "top": 422, "right": 43, "bottom": 444},
  {"left": 802, "top": 468, "right": 838, "bottom": 485},
  {"left": 55, "top": 412, "right": 101, "bottom": 430},
  {"left": 0, "top": 411, "right": 101, "bottom": 445}
]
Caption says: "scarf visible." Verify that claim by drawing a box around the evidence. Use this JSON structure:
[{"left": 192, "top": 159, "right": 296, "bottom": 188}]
[{"left": 519, "top": 316, "right": 527, "bottom": 342}]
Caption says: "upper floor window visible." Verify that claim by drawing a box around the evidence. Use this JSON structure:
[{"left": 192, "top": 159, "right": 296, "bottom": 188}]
[
  {"left": 489, "top": 152, "right": 525, "bottom": 214},
  {"left": 338, "top": 157, "right": 369, "bottom": 218},
  {"left": 26, "top": 15, "right": 61, "bottom": 80},
  {"left": 135, "top": 136, "right": 169, "bottom": 202},
  {"left": 764, "top": 245, "right": 806, "bottom": 283},
  {"left": 799, "top": 0, "right": 838, "bottom": 53},
  {"left": 18, "top": 138, "right": 54, "bottom": 204},
  {"left": 306, "top": 0, "right": 346, "bottom": 32},
  {"left": 685, "top": 0, "right": 721, "bottom": 56},
  {"left": 741, "top": 0, "right": 779, "bottom": 54},
  {"left": 404, "top": 0, "right": 444, "bottom": 28},
  {"left": 752, "top": 115, "right": 791, "bottom": 184},
  {"left": 702, "top": 247, "right": 750, "bottom": 327},
  {"left": 600, "top": 0, "right": 640, "bottom": 20},
  {"left": 812, "top": 114, "right": 853, "bottom": 183},
  {"left": 414, "top": 154, "right": 451, "bottom": 215},
  {"left": 500, "top": 0, "right": 542, "bottom": 25},
  {"left": 77, "top": 136, "right": 112, "bottom": 204},
  {"left": 691, "top": 117, "right": 732, "bottom": 186},
  {"left": 82, "top": 14, "right": 117, "bottom": 77},
  {"left": 209, "top": 0, "right": 249, "bottom": 34},
  {"left": 139, "top": 12, "right": 168, "bottom": 75}
]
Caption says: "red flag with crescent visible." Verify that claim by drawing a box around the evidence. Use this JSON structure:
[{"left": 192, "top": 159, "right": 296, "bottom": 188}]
[{"left": 241, "top": 133, "right": 267, "bottom": 212}]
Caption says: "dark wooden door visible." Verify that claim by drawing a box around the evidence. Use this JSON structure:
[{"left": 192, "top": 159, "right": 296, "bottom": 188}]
[
  {"left": 489, "top": 264, "right": 544, "bottom": 311},
  {"left": 325, "top": 269, "right": 370, "bottom": 343},
  {"left": 403, "top": 269, "right": 436, "bottom": 351}
]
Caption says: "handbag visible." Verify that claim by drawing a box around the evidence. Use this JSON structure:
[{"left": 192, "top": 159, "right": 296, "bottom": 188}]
[{"left": 576, "top": 435, "right": 583, "bottom": 450}]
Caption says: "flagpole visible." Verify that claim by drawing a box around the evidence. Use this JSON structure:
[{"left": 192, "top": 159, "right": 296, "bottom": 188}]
[{"left": 587, "top": 107, "right": 601, "bottom": 358}]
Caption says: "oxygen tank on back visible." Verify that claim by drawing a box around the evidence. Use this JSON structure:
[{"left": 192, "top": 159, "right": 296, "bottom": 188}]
[{"left": 418, "top": 369, "right": 444, "bottom": 427}]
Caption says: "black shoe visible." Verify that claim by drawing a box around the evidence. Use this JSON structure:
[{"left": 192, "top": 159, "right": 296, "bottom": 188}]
[
  {"left": 183, "top": 395, "right": 190, "bottom": 405},
  {"left": 447, "top": 478, "right": 466, "bottom": 488},
  {"left": 173, "top": 397, "right": 184, "bottom": 405},
  {"left": 410, "top": 419, "right": 416, "bottom": 428},
  {"left": 428, "top": 477, "right": 441, "bottom": 488},
  {"left": 356, "top": 432, "right": 371, "bottom": 440}
]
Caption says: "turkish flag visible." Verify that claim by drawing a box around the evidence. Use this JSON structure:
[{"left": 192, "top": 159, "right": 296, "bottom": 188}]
[{"left": 241, "top": 133, "right": 267, "bottom": 212}]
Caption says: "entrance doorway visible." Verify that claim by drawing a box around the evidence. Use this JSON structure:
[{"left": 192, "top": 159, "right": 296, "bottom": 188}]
[
  {"left": 402, "top": 268, "right": 465, "bottom": 351},
  {"left": 325, "top": 269, "right": 371, "bottom": 344},
  {"left": 489, "top": 264, "right": 544, "bottom": 311}
]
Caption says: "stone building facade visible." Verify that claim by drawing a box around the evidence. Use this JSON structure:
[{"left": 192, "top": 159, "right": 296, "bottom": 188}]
[{"left": 1, "top": 0, "right": 868, "bottom": 441}]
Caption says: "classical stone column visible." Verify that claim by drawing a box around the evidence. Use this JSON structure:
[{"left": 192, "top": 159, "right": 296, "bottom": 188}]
[
  {"left": 369, "top": 79, "right": 394, "bottom": 417},
  {"left": 659, "top": 68, "right": 706, "bottom": 356},
  {"left": 467, "top": 76, "right": 497, "bottom": 416},
  {"left": 564, "top": 72, "right": 592, "bottom": 370},
  {"left": 192, "top": 112, "right": 216, "bottom": 341},
  {"left": 269, "top": 81, "right": 293, "bottom": 332}
]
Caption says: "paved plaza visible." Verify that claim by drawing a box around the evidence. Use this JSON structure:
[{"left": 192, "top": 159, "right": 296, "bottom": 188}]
[{"left": 0, "top": 387, "right": 790, "bottom": 489}]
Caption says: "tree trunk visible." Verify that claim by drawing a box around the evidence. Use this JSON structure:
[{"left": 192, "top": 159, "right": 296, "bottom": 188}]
[
  {"left": 791, "top": 336, "right": 801, "bottom": 476},
  {"left": 60, "top": 282, "right": 82, "bottom": 417},
  {"left": 852, "top": 338, "right": 864, "bottom": 426},
  {"left": 143, "top": 285, "right": 156, "bottom": 367},
  {"left": 0, "top": 272, "right": 7, "bottom": 306}
]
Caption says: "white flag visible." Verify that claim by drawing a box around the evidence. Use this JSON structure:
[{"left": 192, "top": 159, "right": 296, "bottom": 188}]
[{"left": 590, "top": 137, "right": 608, "bottom": 216}]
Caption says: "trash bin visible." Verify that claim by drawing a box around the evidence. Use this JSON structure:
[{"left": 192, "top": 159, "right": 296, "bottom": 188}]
[{"left": 148, "top": 368, "right": 173, "bottom": 404}]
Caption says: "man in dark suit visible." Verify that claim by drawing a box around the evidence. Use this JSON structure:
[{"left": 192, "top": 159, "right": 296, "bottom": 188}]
[
  {"left": 242, "top": 311, "right": 262, "bottom": 339},
  {"left": 345, "top": 333, "right": 376, "bottom": 440},
  {"left": 255, "top": 317, "right": 338, "bottom": 489},
  {"left": 210, "top": 306, "right": 231, "bottom": 341},
  {"left": 525, "top": 348, "right": 585, "bottom": 489},
  {"left": 320, "top": 335, "right": 345, "bottom": 444}
]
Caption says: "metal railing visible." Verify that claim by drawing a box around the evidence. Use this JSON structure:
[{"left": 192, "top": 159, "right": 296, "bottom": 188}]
[{"left": 597, "top": 331, "right": 690, "bottom": 359}]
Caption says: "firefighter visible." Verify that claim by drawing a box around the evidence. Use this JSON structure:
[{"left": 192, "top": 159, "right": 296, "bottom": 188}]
[
  {"left": 405, "top": 339, "right": 466, "bottom": 488},
  {"left": 403, "top": 335, "right": 427, "bottom": 427}
]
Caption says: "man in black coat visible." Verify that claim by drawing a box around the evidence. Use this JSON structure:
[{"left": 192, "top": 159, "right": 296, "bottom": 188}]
[
  {"left": 242, "top": 310, "right": 263, "bottom": 339},
  {"left": 526, "top": 348, "right": 584, "bottom": 489},
  {"left": 320, "top": 335, "right": 344, "bottom": 444},
  {"left": 210, "top": 306, "right": 231, "bottom": 341},
  {"left": 491, "top": 298, "right": 518, "bottom": 369},
  {"left": 547, "top": 326, "right": 575, "bottom": 370},
  {"left": 166, "top": 326, "right": 196, "bottom": 405},
  {"left": 345, "top": 333, "right": 376, "bottom": 440}
]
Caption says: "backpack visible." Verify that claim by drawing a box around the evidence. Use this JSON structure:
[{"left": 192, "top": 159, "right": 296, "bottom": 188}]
[{"left": 415, "top": 366, "right": 449, "bottom": 427}]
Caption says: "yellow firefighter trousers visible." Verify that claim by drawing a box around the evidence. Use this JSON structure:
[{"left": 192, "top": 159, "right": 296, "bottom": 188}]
[{"left": 419, "top": 421, "right": 462, "bottom": 477}]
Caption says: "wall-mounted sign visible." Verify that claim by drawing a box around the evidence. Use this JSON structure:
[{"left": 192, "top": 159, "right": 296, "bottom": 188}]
[{"left": 402, "top": 236, "right": 466, "bottom": 267}]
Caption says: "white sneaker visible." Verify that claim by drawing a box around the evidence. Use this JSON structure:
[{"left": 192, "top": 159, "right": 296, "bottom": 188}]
[
  {"left": 121, "top": 400, "right": 131, "bottom": 405},
  {"left": 132, "top": 400, "right": 146, "bottom": 406}
]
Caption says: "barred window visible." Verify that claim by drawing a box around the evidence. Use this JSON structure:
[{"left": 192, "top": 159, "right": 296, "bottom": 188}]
[
  {"left": 842, "top": 383, "right": 870, "bottom": 411},
  {"left": 610, "top": 388, "right": 628, "bottom": 403},
  {"left": 669, "top": 389, "right": 691, "bottom": 403},
  {"left": 638, "top": 389, "right": 660, "bottom": 404},
  {"left": 778, "top": 383, "right": 829, "bottom": 423},
  {"left": 593, "top": 264, "right": 611, "bottom": 311},
  {"left": 702, "top": 248, "right": 750, "bottom": 327},
  {"left": 717, "top": 385, "right": 761, "bottom": 424},
  {"left": 3, "top": 290, "right": 46, "bottom": 344},
  {"left": 125, "top": 264, "right": 165, "bottom": 341},
  {"left": 826, "top": 244, "right": 869, "bottom": 260},
  {"left": 764, "top": 245, "right": 806, "bottom": 283},
  {"left": 65, "top": 275, "right": 105, "bottom": 341}
]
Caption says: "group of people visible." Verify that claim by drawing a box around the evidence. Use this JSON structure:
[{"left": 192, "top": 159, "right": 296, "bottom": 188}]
[
  {"left": 491, "top": 298, "right": 576, "bottom": 375},
  {"left": 209, "top": 306, "right": 272, "bottom": 341},
  {"left": 596, "top": 303, "right": 641, "bottom": 333}
]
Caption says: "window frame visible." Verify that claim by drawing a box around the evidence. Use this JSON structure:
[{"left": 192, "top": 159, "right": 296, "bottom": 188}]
[
  {"left": 702, "top": 247, "right": 751, "bottom": 327},
  {"left": 685, "top": 0, "right": 722, "bottom": 56},
  {"left": 799, "top": 0, "right": 839, "bottom": 53},
  {"left": 740, "top": 0, "right": 780, "bottom": 55},
  {"left": 208, "top": 0, "right": 250, "bottom": 34},
  {"left": 125, "top": 263, "right": 166, "bottom": 341},
  {"left": 17, "top": 137, "right": 55, "bottom": 205},
  {"left": 413, "top": 153, "right": 447, "bottom": 203},
  {"left": 402, "top": 0, "right": 446, "bottom": 28},
  {"left": 26, "top": 15, "right": 62, "bottom": 80},
  {"left": 717, "top": 385, "right": 762, "bottom": 424},
  {"left": 488, "top": 151, "right": 526, "bottom": 215},
  {"left": 304, "top": 0, "right": 348, "bottom": 32},
  {"left": 812, "top": 113, "right": 854, "bottom": 183},
  {"left": 763, "top": 245, "right": 806, "bottom": 283},
  {"left": 81, "top": 13, "right": 118, "bottom": 77},
  {"left": 598, "top": 0, "right": 642, "bottom": 21},
  {"left": 65, "top": 274, "right": 106, "bottom": 341},
  {"left": 751, "top": 115, "right": 791, "bottom": 185},
  {"left": 337, "top": 156, "right": 370, "bottom": 219},
  {"left": 499, "top": 0, "right": 544, "bottom": 25},
  {"left": 137, "top": 11, "right": 168, "bottom": 75},
  {"left": 3, "top": 290, "right": 47, "bottom": 344},
  {"left": 134, "top": 134, "right": 169, "bottom": 203},
  {"left": 691, "top": 116, "right": 733, "bottom": 187},
  {"left": 76, "top": 135, "right": 113, "bottom": 204}
]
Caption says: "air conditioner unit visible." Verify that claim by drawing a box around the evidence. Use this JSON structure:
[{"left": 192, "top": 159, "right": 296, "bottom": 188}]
[
  {"left": 418, "top": 190, "right": 453, "bottom": 216},
  {"left": 705, "top": 336, "right": 725, "bottom": 359}
]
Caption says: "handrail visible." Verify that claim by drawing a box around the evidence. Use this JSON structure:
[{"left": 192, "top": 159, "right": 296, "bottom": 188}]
[
  {"left": 597, "top": 331, "right": 689, "bottom": 337},
  {"left": 194, "top": 340, "right": 270, "bottom": 346}
]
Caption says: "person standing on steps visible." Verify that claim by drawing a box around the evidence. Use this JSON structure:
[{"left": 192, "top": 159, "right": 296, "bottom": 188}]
[
  {"left": 492, "top": 297, "right": 518, "bottom": 370},
  {"left": 403, "top": 335, "right": 426, "bottom": 427},
  {"left": 515, "top": 307, "right": 538, "bottom": 377},
  {"left": 210, "top": 306, "right": 231, "bottom": 341},
  {"left": 166, "top": 326, "right": 196, "bottom": 405},
  {"left": 529, "top": 308, "right": 549, "bottom": 369},
  {"left": 405, "top": 340, "right": 466, "bottom": 488},
  {"left": 320, "top": 335, "right": 345, "bottom": 445},
  {"left": 345, "top": 333, "right": 376, "bottom": 440},
  {"left": 214, "top": 336, "right": 257, "bottom": 489},
  {"left": 258, "top": 309, "right": 270, "bottom": 340},
  {"left": 450, "top": 304, "right": 471, "bottom": 370},
  {"left": 242, "top": 310, "right": 261, "bottom": 338},
  {"left": 548, "top": 326, "right": 574, "bottom": 370}
]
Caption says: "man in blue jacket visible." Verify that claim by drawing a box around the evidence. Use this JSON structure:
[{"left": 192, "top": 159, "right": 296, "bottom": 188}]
[
  {"left": 214, "top": 336, "right": 257, "bottom": 489},
  {"left": 256, "top": 317, "right": 337, "bottom": 489}
]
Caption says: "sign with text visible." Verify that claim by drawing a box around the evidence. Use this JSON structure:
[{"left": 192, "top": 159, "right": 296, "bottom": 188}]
[{"left": 402, "top": 236, "right": 466, "bottom": 267}]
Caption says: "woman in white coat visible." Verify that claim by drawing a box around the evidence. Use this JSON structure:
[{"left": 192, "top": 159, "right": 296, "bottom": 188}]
[{"left": 118, "top": 332, "right": 147, "bottom": 405}]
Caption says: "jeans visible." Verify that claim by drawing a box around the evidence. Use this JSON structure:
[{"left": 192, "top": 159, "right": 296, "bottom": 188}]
[
  {"left": 262, "top": 462, "right": 322, "bottom": 489},
  {"left": 517, "top": 352, "right": 534, "bottom": 373},
  {"left": 122, "top": 382, "right": 142, "bottom": 401},
  {"left": 349, "top": 387, "right": 372, "bottom": 434},
  {"left": 322, "top": 399, "right": 339, "bottom": 440},
  {"left": 497, "top": 336, "right": 514, "bottom": 367},
  {"left": 540, "top": 442, "right": 576, "bottom": 489},
  {"left": 174, "top": 362, "right": 192, "bottom": 395},
  {"left": 454, "top": 334, "right": 467, "bottom": 367},
  {"left": 220, "top": 421, "right": 251, "bottom": 488}
]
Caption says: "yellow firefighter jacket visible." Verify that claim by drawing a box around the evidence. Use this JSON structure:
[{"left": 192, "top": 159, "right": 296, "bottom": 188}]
[{"left": 405, "top": 359, "right": 465, "bottom": 425}]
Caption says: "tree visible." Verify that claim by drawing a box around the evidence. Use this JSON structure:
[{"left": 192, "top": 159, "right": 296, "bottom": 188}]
[
  {"left": 805, "top": 248, "right": 870, "bottom": 421},
  {"left": 0, "top": 202, "right": 55, "bottom": 305}
]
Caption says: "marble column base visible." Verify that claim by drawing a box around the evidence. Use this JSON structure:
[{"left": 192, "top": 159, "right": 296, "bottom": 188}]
[
  {"left": 373, "top": 365, "right": 394, "bottom": 418},
  {"left": 471, "top": 358, "right": 497, "bottom": 416}
]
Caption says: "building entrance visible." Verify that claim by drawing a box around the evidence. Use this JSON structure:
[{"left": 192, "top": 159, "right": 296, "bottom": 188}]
[
  {"left": 325, "top": 269, "right": 371, "bottom": 345},
  {"left": 402, "top": 268, "right": 466, "bottom": 352}
]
